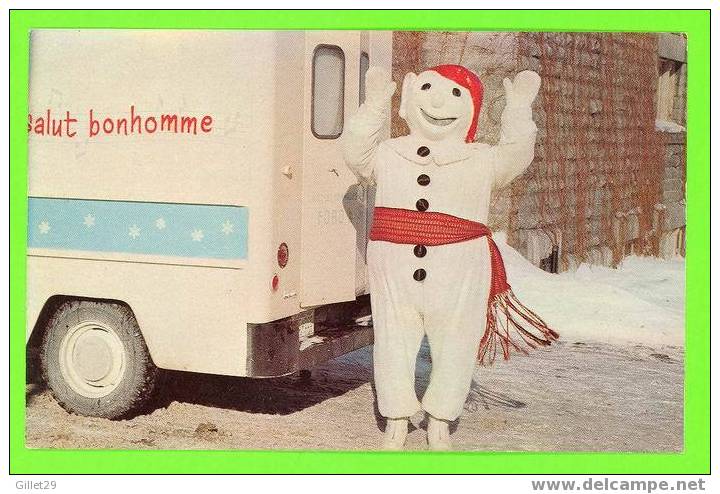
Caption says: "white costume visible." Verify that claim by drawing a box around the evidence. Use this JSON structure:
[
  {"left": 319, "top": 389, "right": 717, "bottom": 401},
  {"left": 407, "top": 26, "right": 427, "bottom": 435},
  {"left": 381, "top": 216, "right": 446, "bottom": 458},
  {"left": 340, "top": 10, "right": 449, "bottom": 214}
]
[{"left": 343, "top": 66, "right": 541, "bottom": 449}]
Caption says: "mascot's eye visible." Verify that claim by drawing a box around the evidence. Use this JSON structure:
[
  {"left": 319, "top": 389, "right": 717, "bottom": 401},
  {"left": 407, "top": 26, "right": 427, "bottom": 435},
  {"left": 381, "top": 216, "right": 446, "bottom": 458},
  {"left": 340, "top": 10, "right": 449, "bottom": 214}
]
[
  {"left": 452, "top": 87, "right": 462, "bottom": 97},
  {"left": 421, "top": 83, "right": 431, "bottom": 90}
]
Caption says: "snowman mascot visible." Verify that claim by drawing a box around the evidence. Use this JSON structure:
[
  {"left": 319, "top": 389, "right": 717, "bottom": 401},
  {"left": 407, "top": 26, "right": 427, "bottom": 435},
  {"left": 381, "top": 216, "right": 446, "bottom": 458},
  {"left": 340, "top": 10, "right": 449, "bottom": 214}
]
[{"left": 343, "top": 64, "right": 558, "bottom": 451}]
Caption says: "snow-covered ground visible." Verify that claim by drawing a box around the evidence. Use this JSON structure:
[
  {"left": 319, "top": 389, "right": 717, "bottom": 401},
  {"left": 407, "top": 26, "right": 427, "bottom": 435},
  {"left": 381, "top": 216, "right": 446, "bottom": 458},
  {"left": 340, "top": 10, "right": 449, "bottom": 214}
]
[{"left": 495, "top": 233, "right": 685, "bottom": 347}]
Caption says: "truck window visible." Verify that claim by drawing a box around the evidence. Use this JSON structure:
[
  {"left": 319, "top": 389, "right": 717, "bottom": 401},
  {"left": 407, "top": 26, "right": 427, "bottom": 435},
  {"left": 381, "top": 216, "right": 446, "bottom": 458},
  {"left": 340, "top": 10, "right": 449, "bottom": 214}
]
[
  {"left": 312, "top": 45, "right": 345, "bottom": 139},
  {"left": 359, "top": 51, "right": 369, "bottom": 105}
]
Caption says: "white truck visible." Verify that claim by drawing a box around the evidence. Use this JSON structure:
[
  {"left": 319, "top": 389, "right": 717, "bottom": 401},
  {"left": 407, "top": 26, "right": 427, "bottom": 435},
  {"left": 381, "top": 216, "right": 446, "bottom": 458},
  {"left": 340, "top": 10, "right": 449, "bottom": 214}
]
[{"left": 26, "top": 30, "right": 392, "bottom": 418}]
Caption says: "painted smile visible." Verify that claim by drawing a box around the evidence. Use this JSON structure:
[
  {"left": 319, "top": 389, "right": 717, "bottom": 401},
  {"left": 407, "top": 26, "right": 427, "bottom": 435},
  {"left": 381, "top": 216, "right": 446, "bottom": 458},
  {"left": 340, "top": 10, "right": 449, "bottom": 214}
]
[{"left": 419, "top": 108, "right": 458, "bottom": 127}]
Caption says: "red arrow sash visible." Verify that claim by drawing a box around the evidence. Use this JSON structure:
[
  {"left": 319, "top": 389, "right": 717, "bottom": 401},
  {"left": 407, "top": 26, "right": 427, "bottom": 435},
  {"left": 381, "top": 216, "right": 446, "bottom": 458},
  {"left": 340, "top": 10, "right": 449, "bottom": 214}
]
[{"left": 369, "top": 206, "right": 559, "bottom": 365}]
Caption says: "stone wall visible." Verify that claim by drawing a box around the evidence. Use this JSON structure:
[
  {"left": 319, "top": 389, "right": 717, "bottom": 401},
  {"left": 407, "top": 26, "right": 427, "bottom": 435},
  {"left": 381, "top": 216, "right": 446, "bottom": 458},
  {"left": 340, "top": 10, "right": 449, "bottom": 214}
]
[{"left": 657, "top": 33, "right": 687, "bottom": 259}]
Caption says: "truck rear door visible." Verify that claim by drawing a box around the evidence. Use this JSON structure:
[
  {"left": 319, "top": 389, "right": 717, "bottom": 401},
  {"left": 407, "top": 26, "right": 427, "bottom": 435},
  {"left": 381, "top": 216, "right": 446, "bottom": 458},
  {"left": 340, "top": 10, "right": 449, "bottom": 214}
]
[{"left": 300, "top": 31, "right": 364, "bottom": 307}]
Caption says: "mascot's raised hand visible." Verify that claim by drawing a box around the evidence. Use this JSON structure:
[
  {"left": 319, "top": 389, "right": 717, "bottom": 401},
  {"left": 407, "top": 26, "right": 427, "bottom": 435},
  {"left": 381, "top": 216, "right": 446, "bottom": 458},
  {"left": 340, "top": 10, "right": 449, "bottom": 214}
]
[
  {"left": 502, "top": 70, "right": 541, "bottom": 108},
  {"left": 364, "top": 66, "right": 397, "bottom": 112},
  {"left": 342, "top": 67, "right": 396, "bottom": 182}
]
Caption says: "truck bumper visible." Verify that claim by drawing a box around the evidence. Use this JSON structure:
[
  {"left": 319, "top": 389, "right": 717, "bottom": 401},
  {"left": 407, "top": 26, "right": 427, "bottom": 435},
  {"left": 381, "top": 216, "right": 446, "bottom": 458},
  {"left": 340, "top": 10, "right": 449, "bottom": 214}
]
[{"left": 246, "top": 310, "right": 373, "bottom": 377}]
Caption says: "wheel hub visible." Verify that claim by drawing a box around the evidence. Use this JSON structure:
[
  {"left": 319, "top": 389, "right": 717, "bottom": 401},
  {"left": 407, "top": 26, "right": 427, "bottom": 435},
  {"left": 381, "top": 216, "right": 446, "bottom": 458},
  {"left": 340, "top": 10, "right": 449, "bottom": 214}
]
[{"left": 59, "top": 322, "right": 126, "bottom": 398}]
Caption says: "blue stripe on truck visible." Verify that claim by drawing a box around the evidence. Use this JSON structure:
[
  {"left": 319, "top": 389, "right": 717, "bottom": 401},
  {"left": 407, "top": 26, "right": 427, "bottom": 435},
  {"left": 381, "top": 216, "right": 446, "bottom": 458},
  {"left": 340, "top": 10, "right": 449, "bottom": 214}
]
[{"left": 28, "top": 197, "right": 248, "bottom": 260}]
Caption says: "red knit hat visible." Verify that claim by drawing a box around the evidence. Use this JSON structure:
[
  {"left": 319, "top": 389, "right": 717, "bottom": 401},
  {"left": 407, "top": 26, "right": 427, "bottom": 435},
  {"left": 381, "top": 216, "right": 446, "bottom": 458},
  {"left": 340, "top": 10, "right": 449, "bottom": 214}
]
[{"left": 429, "top": 64, "right": 484, "bottom": 143}]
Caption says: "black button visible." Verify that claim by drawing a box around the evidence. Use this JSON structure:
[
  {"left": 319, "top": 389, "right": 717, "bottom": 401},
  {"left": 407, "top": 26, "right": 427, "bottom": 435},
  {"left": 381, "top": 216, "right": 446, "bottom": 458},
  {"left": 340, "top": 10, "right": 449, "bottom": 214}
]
[
  {"left": 414, "top": 245, "right": 427, "bottom": 258},
  {"left": 413, "top": 268, "right": 426, "bottom": 281},
  {"left": 417, "top": 174, "right": 431, "bottom": 186},
  {"left": 416, "top": 199, "right": 429, "bottom": 211},
  {"left": 417, "top": 146, "right": 430, "bottom": 157}
]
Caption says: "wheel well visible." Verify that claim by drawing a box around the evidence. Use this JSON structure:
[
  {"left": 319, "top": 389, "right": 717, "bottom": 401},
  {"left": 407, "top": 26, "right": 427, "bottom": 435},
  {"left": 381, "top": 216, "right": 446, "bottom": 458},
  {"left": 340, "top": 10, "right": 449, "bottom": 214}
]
[{"left": 26, "top": 295, "right": 139, "bottom": 383}]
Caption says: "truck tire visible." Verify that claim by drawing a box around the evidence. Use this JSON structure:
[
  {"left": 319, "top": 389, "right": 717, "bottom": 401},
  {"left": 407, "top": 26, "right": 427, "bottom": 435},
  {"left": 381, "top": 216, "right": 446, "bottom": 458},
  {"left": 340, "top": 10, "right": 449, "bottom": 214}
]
[{"left": 40, "top": 300, "right": 159, "bottom": 419}]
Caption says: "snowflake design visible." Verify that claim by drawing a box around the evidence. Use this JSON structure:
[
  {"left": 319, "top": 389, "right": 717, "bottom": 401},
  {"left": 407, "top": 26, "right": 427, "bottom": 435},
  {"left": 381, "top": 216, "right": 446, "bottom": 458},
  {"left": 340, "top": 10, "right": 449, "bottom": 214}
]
[
  {"left": 191, "top": 229, "right": 204, "bottom": 242},
  {"left": 155, "top": 217, "right": 166, "bottom": 230},
  {"left": 83, "top": 214, "right": 95, "bottom": 228},
  {"left": 128, "top": 225, "right": 141, "bottom": 238},
  {"left": 221, "top": 220, "right": 234, "bottom": 235},
  {"left": 38, "top": 221, "right": 51, "bottom": 234}
]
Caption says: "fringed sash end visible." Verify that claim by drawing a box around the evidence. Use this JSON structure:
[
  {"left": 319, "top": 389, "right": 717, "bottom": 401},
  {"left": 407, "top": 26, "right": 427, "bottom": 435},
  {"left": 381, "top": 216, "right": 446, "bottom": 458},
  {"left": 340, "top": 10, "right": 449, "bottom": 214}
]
[{"left": 478, "top": 288, "right": 560, "bottom": 366}]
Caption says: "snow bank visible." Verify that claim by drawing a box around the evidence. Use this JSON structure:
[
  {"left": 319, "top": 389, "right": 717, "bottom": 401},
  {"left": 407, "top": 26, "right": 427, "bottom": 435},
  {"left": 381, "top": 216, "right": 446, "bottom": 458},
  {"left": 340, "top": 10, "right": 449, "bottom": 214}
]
[{"left": 495, "top": 232, "right": 685, "bottom": 347}]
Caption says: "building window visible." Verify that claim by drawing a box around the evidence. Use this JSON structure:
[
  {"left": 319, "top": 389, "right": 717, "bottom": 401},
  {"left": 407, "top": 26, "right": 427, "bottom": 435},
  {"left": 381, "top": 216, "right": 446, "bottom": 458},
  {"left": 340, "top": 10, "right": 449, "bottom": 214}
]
[
  {"left": 656, "top": 33, "right": 686, "bottom": 132},
  {"left": 312, "top": 45, "right": 345, "bottom": 139},
  {"left": 656, "top": 58, "right": 681, "bottom": 124},
  {"left": 359, "top": 51, "right": 370, "bottom": 105}
]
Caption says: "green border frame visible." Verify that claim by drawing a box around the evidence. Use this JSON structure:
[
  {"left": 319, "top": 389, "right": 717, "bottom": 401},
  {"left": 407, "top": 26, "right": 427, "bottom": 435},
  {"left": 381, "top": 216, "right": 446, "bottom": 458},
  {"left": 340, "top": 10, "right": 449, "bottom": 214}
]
[{"left": 10, "top": 10, "right": 710, "bottom": 474}]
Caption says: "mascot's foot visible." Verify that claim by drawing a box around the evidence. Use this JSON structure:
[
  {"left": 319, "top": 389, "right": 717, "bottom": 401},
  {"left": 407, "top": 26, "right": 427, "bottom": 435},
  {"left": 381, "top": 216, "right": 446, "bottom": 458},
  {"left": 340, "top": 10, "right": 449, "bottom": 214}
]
[
  {"left": 382, "top": 418, "right": 409, "bottom": 450},
  {"left": 427, "top": 416, "right": 452, "bottom": 451}
]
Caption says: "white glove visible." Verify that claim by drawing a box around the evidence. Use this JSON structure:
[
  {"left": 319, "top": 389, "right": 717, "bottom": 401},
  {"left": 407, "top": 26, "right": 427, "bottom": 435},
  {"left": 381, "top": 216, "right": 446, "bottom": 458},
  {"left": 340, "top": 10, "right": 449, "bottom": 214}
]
[
  {"left": 364, "top": 66, "right": 397, "bottom": 112},
  {"left": 343, "top": 67, "right": 396, "bottom": 182},
  {"left": 503, "top": 70, "right": 541, "bottom": 109},
  {"left": 498, "top": 70, "right": 539, "bottom": 144}
]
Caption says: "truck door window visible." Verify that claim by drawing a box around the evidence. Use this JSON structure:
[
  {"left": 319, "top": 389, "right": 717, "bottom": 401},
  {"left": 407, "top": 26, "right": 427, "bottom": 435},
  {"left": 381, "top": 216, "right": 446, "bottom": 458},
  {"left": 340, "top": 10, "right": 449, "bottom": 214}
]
[
  {"left": 312, "top": 45, "right": 345, "bottom": 139},
  {"left": 359, "top": 51, "right": 369, "bottom": 105}
]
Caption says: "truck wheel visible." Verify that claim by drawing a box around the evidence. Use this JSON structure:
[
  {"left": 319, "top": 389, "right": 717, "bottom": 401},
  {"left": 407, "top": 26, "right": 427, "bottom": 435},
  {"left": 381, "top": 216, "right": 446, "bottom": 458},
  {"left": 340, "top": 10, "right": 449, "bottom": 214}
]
[{"left": 40, "top": 300, "right": 159, "bottom": 419}]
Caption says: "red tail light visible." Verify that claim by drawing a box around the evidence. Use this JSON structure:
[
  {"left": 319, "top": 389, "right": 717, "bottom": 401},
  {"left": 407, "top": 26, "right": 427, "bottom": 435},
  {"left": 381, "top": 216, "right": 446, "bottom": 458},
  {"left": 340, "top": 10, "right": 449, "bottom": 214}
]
[{"left": 277, "top": 242, "right": 289, "bottom": 268}]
